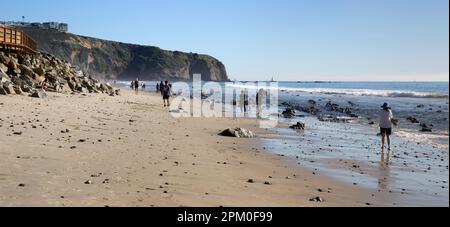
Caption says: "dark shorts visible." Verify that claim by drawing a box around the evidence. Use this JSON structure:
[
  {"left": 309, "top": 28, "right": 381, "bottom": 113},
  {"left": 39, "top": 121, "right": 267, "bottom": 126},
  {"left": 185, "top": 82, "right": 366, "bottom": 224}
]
[
  {"left": 163, "top": 95, "right": 170, "bottom": 100},
  {"left": 380, "top": 128, "right": 392, "bottom": 135}
]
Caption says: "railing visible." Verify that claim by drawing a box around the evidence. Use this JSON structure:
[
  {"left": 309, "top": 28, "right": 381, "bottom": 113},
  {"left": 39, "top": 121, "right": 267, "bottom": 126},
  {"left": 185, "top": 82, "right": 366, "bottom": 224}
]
[{"left": 0, "top": 26, "right": 37, "bottom": 55}]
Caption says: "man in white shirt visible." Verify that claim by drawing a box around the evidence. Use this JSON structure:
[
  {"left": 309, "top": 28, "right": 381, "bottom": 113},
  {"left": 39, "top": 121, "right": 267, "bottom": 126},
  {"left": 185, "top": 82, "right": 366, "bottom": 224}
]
[{"left": 379, "top": 103, "right": 394, "bottom": 151}]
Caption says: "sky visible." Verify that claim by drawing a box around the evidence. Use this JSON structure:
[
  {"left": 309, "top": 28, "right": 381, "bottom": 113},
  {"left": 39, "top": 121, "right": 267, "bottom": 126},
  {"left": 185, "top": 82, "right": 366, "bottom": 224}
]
[{"left": 1, "top": 0, "right": 448, "bottom": 81}]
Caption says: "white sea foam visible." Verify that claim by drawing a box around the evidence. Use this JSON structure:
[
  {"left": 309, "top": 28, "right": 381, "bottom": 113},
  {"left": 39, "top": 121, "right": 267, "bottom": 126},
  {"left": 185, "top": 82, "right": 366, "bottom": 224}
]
[
  {"left": 395, "top": 129, "right": 449, "bottom": 150},
  {"left": 226, "top": 84, "right": 448, "bottom": 99}
]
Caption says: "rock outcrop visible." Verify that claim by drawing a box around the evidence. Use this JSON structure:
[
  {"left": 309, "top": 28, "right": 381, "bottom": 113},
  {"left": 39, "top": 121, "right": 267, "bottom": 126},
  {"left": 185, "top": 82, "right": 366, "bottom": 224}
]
[
  {"left": 0, "top": 52, "right": 119, "bottom": 97},
  {"left": 20, "top": 27, "right": 229, "bottom": 82}
]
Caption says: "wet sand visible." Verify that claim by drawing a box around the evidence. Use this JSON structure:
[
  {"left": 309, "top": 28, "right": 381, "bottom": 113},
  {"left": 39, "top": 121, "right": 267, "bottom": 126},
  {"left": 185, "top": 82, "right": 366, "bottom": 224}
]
[
  {"left": 0, "top": 90, "right": 447, "bottom": 206},
  {"left": 263, "top": 117, "right": 449, "bottom": 206}
]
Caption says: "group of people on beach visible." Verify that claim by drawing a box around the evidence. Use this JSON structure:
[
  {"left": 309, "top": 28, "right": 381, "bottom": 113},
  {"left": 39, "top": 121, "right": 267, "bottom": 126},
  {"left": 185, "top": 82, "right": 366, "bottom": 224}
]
[
  {"left": 131, "top": 79, "right": 172, "bottom": 107},
  {"left": 130, "top": 78, "right": 146, "bottom": 95},
  {"left": 238, "top": 88, "right": 267, "bottom": 118},
  {"left": 156, "top": 81, "right": 173, "bottom": 107},
  {"left": 129, "top": 78, "right": 396, "bottom": 152}
]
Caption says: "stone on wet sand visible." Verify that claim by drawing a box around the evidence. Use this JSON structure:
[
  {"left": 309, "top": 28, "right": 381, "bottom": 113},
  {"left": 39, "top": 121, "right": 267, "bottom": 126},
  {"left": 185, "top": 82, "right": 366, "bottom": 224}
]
[
  {"left": 220, "top": 128, "right": 254, "bottom": 138},
  {"left": 290, "top": 122, "right": 306, "bottom": 130},
  {"left": 420, "top": 123, "right": 433, "bottom": 132},
  {"left": 282, "top": 107, "right": 296, "bottom": 118},
  {"left": 407, "top": 116, "right": 420, "bottom": 124},
  {"left": 309, "top": 196, "right": 324, "bottom": 202}
]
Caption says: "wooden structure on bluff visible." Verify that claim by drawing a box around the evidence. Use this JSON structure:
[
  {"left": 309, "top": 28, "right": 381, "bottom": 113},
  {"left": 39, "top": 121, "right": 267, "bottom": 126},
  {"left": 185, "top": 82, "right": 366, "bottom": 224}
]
[{"left": 0, "top": 26, "right": 37, "bottom": 55}]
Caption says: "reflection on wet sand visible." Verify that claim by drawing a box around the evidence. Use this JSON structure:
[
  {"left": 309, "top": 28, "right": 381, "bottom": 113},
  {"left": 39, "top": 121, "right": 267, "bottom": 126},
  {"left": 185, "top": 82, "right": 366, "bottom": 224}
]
[{"left": 378, "top": 150, "right": 392, "bottom": 190}]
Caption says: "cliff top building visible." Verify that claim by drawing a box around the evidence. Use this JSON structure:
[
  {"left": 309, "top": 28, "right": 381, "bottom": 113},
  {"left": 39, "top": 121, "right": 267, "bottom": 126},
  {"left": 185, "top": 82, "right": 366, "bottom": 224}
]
[{"left": 0, "top": 21, "right": 69, "bottom": 33}]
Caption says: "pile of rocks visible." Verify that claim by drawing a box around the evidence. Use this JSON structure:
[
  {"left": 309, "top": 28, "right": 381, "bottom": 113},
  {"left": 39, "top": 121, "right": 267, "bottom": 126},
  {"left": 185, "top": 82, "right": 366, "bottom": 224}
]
[{"left": 0, "top": 52, "right": 119, "bottom": 97}]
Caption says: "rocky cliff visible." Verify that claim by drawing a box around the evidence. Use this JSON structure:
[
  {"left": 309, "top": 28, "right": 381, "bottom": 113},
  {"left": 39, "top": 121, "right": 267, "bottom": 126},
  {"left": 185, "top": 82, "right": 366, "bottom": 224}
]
[{"left": 20, "top": 27, "right": 229, "bottom": 82}]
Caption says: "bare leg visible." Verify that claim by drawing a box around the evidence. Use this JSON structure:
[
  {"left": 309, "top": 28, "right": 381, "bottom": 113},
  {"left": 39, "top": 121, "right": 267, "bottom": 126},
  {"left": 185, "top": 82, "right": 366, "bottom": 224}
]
[
  {"left": 381, "top": 133, "right": 386, "bottom": 151},
  {"left": 387, "top": 135, "right": 391, "bottom": 150}
]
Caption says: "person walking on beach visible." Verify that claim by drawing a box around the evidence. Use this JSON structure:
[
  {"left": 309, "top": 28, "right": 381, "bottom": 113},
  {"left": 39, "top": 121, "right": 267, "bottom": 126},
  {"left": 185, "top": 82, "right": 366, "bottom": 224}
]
[
  {"left": 156, "top": 83, "right": 160, "bottom": 93},
  {"left": 379, "top": 102, "right": 395, "bottom": 151},
  {"left": 162, "top": 81, "right": 172, "bottom": 107},
  {"left": 159, "top": 81, "right": 164, "bottom": 96},
  {"left": 134, "top": 78, "right": 139, "bottom": 95},
  {"left": 257, "top": 88, "right": 266, "bottom": 118},
  {"left": 243, "top": 89, "right": 249, "bottom": 115}
]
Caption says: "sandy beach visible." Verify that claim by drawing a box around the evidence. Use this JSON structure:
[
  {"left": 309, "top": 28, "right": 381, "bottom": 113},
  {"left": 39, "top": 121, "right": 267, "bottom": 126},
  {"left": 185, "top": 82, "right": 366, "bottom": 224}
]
[{"left": 0, "top": 89, "right": 413, "bottom": 207}]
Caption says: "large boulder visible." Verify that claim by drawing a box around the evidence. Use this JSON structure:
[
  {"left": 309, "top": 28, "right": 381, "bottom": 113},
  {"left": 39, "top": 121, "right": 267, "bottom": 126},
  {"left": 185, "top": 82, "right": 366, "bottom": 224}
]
[
  {"left": 0, "top": 86, "right": 7, "bottom": 95},
  {"left": 13, "top": 85, "right": 23, "bottom": 95},
  {"left": 33, "top": 67, "right": 45, "bottom": 77},
  {"left": 18, "top": 64, "right": 35, "bottom": 77},
  {"left": 2, "top": 82, "right": 16, "bottom": 95},
  {"left": 0, "top": 53, "right": 11, "bottom": 65},
  {"left": 19, "top": 74, "right": 39, "bottom": 87},
  {"left": 21, "top": 85, "right": 32, "bottom": 93},
  {"left": 7, "top": 59, "right": 18, "bottom": 71},
  {"left": 0, "top": 63, "right": 8, "bottom": 73},
  {"left": 220, "top": 128, "right": 255, "bottom": 138},
  {"left": 30, "top": 89, "right": 48, "bottom": 98},
  {"left": 0, "top": 70, "right": 10, "bottom": 83}
]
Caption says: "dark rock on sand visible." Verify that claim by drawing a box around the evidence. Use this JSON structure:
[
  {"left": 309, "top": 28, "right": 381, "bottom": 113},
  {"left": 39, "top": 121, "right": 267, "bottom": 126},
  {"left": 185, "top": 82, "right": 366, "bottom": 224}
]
[
  {"left": 290, "top": 122, "right": 306, "bottom": 130},
  {"left": 282, "top": 107, "right": 296, "bottom": 118},
  {"left": 247, "top": 179, "right": 255, "bottom": 183},
  {"left": 420, "top": 123, "right": 433, "bottom": 132},
  {"left": 220, "top": 128, "right": 254, "bottom": 138},
  {"left": 309, "top": 196, "right": 324, "bottom": 202},
  {"left": 407, "top": 116, "right": 420, "bottom": 124}
]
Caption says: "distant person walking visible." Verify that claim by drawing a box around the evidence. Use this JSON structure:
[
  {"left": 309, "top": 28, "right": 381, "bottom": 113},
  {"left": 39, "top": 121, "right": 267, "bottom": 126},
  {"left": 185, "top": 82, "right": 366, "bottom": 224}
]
[
  {"left": 142, "top": 83, "right": 146, "bottom": 91},
  {"left": 257, "top": 88, "right": 266, "bottom": 119},
  {"left": 239, "top": 90, "right": 245, "bottom": 114},
  {"left": 379, "top": 102, "right": 395, "bottom": 151},
  {"left": 159, "top": 81, "right": 164, "bottom": 96},
  {"left": 162, "top": 81, "right": 172, "bottom": 107},
  {"left": 156, "top": 83, "right": 160, "bottom": 93},
  {"left": 243, "top": 89, "right": 249, "bottom": 115},
  {"left": 134, "top": 78, "right": 139, "bottom": 95}
]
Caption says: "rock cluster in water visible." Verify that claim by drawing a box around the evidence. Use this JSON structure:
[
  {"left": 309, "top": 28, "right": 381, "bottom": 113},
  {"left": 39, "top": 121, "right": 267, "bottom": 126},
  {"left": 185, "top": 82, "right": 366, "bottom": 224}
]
[{"left": 0, "top": 52, "right": 120, "bottom": 97}]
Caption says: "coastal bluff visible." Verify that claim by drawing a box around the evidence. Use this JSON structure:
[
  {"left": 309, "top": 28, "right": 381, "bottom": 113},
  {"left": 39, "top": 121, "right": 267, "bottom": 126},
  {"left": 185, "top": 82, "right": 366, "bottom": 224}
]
[{"left": 20, "top": 27, "right": 229, "bottom": 82}]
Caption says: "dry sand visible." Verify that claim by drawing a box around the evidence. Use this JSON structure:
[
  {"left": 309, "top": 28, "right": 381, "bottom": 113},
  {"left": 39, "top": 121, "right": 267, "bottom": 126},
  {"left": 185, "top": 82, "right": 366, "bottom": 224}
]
[{"left": 0, "top": 90, "right": 415, "bottom": 207}]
